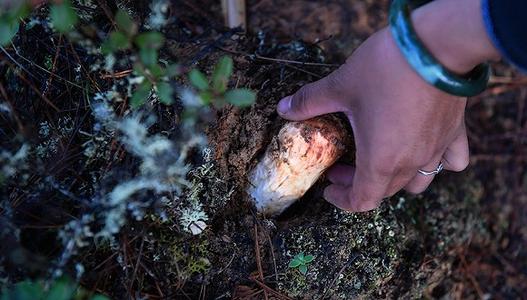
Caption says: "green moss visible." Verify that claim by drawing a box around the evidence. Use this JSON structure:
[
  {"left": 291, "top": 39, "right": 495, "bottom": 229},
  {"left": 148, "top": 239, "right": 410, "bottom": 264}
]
[
  {"left": 166, "top": 236, "right": 210, "bottom": 280},
  {"left": 276, "top": 203, "right": 404, "bottom": 299},
  {"left": 276, "top": 172, "right": 485, "bottom": 299}
]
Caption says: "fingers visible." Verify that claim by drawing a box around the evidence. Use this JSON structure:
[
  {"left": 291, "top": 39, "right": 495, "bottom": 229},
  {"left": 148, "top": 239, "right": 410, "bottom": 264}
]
[
  {"left": 404, "top": 128, "right": 469, "bottom": 194},
  {"left": 403, "top": 157, "right": 442, "bottom": 194},
  {"left": 326, "top": 163, "right": 355, "bottom": 186},
  {"left": 324, "top": 166, "right": 390, "bottom": 212},
  {"left": 323, "top": 184, "right": 353, "bottom": 210},
  {"left": 324, "top": 127, "right": 470, "bottom": 210},
  {"left": 277, "top": 73, "right": 347, "bottom": 121},
  {"left": 442, "top": 126, "right": 470, "bottom": 171}
]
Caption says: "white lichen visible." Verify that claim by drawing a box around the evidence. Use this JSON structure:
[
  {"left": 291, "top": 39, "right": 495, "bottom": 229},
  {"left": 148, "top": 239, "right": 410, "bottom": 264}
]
[
  {"left": 0, "top": 102, "right": 11, "bottom": 114},
  {"left": 35, "top": 117, "right": 74, "bottom": 159},
  {"left": 39, "top": 121, "right": 51, "bottom": 138},
  {"left": 146, "top": 0, "right": 170, "bottom": 30},
  {"left": 180, "top": 88, "right": 202, "bottom": 108},
  {"left": 73, "top": 0, "right": 97, "bottom": 21},
  {"left": 1, "top": 144, "right": 30, "bottom": 181},
  {"left": 180, "top": 205, "right": 208, "bottom": 235}
]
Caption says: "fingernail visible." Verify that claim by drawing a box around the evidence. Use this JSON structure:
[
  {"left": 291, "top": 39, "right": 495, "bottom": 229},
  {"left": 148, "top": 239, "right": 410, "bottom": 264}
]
[{"left": 277, "top": 96, "right": 292, "bottom": 114}]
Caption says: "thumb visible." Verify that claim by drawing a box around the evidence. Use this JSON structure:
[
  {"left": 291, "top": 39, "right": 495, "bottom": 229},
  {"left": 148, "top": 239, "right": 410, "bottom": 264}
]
[{"left": 277, "top": 75, "right": 347, "bottom": 121}]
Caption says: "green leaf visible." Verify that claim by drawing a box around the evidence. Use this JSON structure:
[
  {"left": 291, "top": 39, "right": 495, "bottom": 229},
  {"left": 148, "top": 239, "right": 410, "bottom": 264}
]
[
  {"left": 224, "top": 88, "right": 256, "bottom": 107},
  {"left": 156, "top": 82, "right": 174, "bottom": 105},
  {"left": 211, "top": 56, "right": 233, "bottom": 93},
  {"left": 0, "top": 20, "right": 19, "bottom": 46},
  {"left": 109, "top": 31, "right": 130, "bottom": 51},
  {"left": 133, "top": 62, "right": 147, "bottom": 77},
  {"left": 10, "top": 3, "right": 31, "bottom": 20},
  {"left": 100, "top": 40, "right": 113, "bottom": 55},
  {"left": 139, "top": 47, "right": 158, "bottom": 67},
  {"left": 115, "top": 10, "right": 137, "bottom": 36},
  {"left": 131, "top": 81, "right": 152, "bottom": 108},
  {"left": 135, "top": 31, "right": 164, "bottom": 50},
  {"left": 298, "top": 264, "right": 308, "bottom": 275},
  {"left": 135, "top": 32, "right": 164, "bottom": 67},
  {"left": 303, "top": 255, "right": 314, "bottom": 263},
  {"left": 199, "top": 91, "right": 213, "bottom": 105},
  {"left": 1, "top": 1, "right": 30, "bottom": 41},
  {"left": 288, "top": 259, "right": 302, "bottom": 268},
  {"left": 91, "top": 295, "right": 111, "bottom": 300},
  {"left": 45, "top": 278, "right": 75, "bottom": 300},
  {"left": 296, "top": 252, "right": 305, "bottom": 260},
  {"left": 50, "top": 0, "right": 78, "bottom": 33},
  {"left": 10, "top": 281, "right": 43, "bottom": 300},
  {"left": 148, "top": 64, "right": 166, "bottom": 79},
  {"left": 188, "top": 69, "right": 209, "bottom": 91}
]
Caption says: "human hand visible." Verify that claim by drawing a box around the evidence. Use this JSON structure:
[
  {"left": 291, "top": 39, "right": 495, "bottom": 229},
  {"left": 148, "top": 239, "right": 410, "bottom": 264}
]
[{"left": 276, "top": 0, "right": 500, "bottom": 212}]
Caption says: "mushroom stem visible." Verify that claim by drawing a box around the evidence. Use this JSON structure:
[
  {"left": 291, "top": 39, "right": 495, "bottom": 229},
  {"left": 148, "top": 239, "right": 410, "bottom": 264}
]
[{"left": 248, "top": 116, "right": 350, "bottom": 216}]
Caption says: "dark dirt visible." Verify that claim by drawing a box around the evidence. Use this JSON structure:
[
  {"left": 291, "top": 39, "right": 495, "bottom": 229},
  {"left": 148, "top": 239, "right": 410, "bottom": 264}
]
[
  {"left": 1, "top": 0, "right": 525, "bottom": 299},
  {"left": 248, "top": 0, "right": 390, "bottom": 58}
]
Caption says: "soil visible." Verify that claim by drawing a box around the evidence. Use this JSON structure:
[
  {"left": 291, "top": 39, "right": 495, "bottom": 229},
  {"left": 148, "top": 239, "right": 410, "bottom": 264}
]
[{"left": 1, "top": 0, "right": 526, "bottom": 299}]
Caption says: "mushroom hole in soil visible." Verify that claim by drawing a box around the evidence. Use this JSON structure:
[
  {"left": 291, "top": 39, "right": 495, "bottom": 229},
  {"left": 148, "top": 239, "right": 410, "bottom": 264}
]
[{"left": 247, "top": 115, "right": 351, "bottom": 216}]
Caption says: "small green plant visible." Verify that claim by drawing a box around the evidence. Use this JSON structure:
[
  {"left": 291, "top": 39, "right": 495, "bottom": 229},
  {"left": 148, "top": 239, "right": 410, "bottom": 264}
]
[
  {"left": 0, "top": 0, "right": 78, "bottom": 46},
  {"left": 288, "top": 252, "right": 314, "bottom": 275},
  {"left": 0, "top": 3, "right": 255, "bottom": 110},
  {"left": 188, "top": 56, "right": 256, "bottom": 108},
  {"left": 101, "top": 10, "right": 179, "bottom": 108}
]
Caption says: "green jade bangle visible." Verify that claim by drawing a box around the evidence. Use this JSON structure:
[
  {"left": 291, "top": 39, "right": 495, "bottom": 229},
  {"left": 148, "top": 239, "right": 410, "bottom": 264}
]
[{"left": 389, "top": 0, "right": 490, "bottom": 97}]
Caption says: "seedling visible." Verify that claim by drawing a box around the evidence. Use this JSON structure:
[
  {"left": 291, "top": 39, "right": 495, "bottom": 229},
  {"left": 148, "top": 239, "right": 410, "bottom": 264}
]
[
  {"left": 289, "top": 252, "right": 314, "bottom": 275},
  {"left": 100, "top": 10, "right": 180, "bottom": 108},
  {"left": 188, "top": 56, "right": 256, "bottom": 108}
]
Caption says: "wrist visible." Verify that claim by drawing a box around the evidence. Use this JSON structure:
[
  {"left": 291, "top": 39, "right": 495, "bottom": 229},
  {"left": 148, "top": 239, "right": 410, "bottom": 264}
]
[{"left": 412, "top": 0, "right": 500, "bottom": 74}]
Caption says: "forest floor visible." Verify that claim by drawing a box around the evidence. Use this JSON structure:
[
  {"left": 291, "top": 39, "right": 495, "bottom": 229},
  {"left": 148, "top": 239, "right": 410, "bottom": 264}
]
[
  {"left": 248, "top": 0, "right": 527, "bottom": 297},
  {"left": 1, "top": 0, "right": 526, "bottom": 299}
]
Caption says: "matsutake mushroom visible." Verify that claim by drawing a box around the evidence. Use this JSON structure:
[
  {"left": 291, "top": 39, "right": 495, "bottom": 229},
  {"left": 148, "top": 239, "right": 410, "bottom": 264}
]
[{"left": 248, "top": 116, "right": 351, "bottom": 216}]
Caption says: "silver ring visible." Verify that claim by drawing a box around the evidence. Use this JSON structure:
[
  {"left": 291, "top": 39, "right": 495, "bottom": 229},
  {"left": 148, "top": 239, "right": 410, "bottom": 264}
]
[{"left": 418, "top": 162, "right": 444, "bottom": 176}]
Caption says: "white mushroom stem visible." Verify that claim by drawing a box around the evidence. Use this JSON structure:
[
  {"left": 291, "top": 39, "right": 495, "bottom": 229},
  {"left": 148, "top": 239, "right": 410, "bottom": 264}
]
[
  {"left": 221, "top": 0, "right": 246, "bottom": 30},
  {"left": 248, "top": 116, "right": 349, "bottom": 216}
]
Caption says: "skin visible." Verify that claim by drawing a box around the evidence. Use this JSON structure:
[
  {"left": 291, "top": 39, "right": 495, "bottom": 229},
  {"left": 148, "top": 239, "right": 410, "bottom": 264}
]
[{"left": 276, "top": 0, "right": 501, "bottom": 212}]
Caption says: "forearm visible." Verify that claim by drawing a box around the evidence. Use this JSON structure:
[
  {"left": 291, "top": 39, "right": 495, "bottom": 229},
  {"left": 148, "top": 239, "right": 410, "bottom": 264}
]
[{"left": 411, "top": 0, "right": 500, "bottom": 74}]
